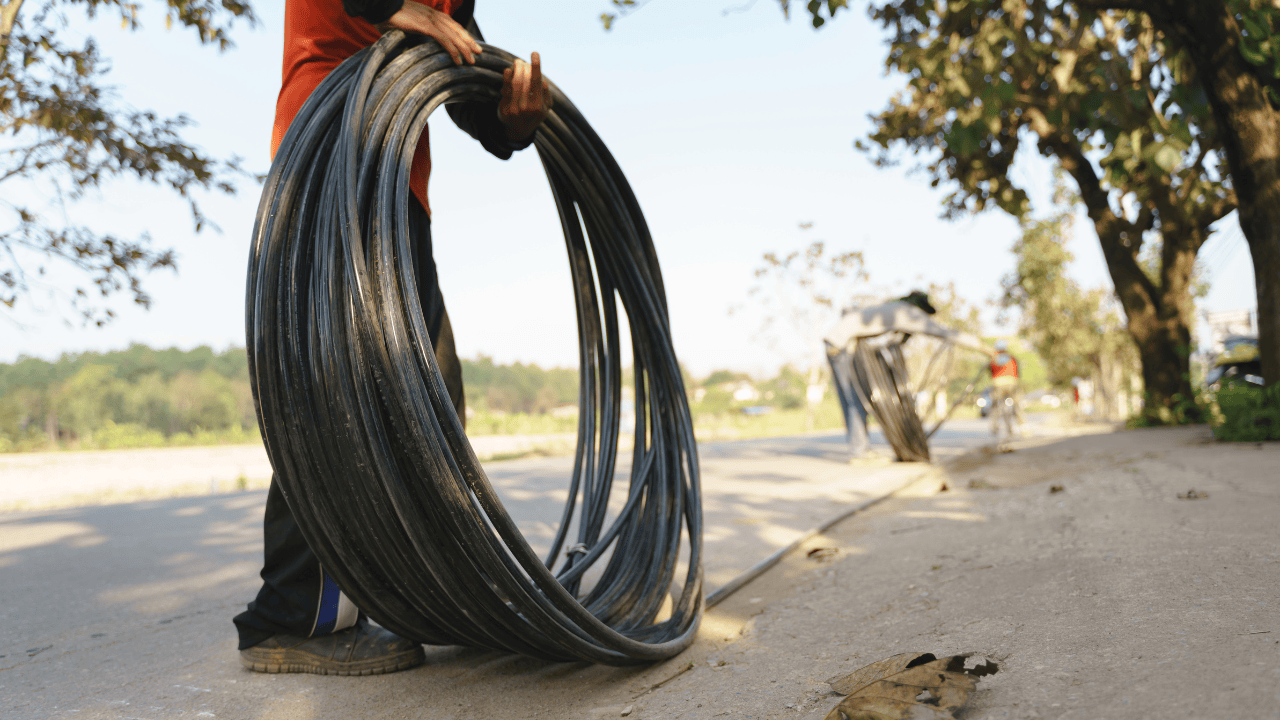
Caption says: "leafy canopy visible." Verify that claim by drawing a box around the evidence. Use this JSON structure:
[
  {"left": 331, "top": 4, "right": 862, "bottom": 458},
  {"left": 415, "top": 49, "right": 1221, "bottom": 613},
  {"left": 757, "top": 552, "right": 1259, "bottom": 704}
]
[{"left": 860, "top": 0, "right": 1232, "bottom": 231}]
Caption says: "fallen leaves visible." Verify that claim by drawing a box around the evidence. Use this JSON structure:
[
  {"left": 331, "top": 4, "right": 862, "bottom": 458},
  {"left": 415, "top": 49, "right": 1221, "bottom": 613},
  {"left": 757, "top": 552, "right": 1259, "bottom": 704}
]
[
  {"left": 1177, "top": 489, "right": 1209, "bottom": 500},
  {"left": 1049, "top": 484, "right": 1064, "bottom": 494},
  {"left": 823, "top": 652, "right": 998, "bottom": 720}
]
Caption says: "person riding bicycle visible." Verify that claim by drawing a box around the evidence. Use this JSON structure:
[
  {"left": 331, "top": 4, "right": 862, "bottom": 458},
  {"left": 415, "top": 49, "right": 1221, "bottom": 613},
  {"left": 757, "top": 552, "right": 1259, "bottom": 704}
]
[{"left": 988, "top": 339, "right": 1025, "bottom": 439}]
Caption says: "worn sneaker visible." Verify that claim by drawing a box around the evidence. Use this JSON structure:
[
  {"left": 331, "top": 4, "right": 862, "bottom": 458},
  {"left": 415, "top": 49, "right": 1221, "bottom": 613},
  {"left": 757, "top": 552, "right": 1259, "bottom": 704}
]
[{"left": 240, "top": 619, "right": 425, "bottom": 676}]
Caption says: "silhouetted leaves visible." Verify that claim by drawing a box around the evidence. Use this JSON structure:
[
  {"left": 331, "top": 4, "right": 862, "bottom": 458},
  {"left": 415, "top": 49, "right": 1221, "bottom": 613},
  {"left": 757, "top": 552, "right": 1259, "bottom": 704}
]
[{"left": 1, "top": 0, "right": 255, "bottom": 322}]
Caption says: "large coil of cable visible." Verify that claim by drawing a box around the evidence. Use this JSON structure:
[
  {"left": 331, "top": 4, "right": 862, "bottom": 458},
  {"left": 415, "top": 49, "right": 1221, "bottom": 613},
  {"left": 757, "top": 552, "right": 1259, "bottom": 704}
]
[
  {"left": 245, "top": 31, "right": 702, "bottom": 665},
  {"left": 851, "top": 339, "right": 931, "bottom": 462}
]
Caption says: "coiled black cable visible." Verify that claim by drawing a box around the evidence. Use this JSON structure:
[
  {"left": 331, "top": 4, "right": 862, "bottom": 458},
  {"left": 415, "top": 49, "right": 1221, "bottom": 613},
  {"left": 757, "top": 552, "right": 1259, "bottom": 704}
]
[
  {"left": 246, "top": 31, "right": 702, "bottom": 665},
  {"left": 850, "top": 339, "right": 931, "bottom": 462}
]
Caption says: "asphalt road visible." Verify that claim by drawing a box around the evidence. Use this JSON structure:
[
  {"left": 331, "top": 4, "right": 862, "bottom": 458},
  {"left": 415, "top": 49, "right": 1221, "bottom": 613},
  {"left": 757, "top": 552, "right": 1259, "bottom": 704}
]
[{"left": 0, "top": 425, "right": 1002, "bottom": 719}]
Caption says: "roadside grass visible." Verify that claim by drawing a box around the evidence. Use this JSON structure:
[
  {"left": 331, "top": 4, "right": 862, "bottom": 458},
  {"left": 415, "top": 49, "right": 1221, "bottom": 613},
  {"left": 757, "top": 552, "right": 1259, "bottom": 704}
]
[
  {"left": 4, "top": 398, "right": 866, "bottom": 454},
  {"left": 0, "top": 421, "right": 262, "bottom": 453},
  {"left": 692, "top": 399, "right": 845, "bottom": 441}
]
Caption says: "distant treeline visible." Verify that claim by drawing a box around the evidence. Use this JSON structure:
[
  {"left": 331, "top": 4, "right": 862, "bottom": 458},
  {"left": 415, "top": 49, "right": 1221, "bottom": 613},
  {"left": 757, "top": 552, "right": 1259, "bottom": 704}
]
[
  {"left": 0, "top": 345, "right": 257, "bottom": 452},
  {"left": 0, "top": 345, "right": 582, "bottom": 452},
  {"left": 1, "top": 343, "right": 859, "bottom": 453},
  {"left": 461, "top": 355, "right": 578, "bottom": 415}
]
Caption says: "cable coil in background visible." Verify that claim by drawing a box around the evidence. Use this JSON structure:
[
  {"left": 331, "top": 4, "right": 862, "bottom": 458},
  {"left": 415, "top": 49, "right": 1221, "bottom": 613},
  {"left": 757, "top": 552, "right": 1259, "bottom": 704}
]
[
  {"left": 851, "top": 340, "right": 931, "bottom": 462},
  {"left": 246, "top": 32, "right": 702, "bottom": 665}
]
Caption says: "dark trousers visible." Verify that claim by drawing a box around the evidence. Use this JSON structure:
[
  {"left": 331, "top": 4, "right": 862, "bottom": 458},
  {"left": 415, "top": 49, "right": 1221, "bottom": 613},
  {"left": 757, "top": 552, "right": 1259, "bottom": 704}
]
[
  {"left": 828, "top": 349, "right": 871, "bottom": 458},
  {"left": 234, "top": 210, "right": 466, "bottom": 650}
]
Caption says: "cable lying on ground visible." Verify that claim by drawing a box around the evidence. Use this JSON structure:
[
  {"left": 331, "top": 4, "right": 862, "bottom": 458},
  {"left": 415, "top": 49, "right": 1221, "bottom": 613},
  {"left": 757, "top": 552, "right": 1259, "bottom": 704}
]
[{"left": 246, "top": 31, "right": 702, "bottom": 665}]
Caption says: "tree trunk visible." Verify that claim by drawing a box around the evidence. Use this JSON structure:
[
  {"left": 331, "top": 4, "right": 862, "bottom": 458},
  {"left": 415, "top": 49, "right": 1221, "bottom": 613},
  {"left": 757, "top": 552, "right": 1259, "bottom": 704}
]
[
  {"left": 1055, "top": 141, "right": 1205, "bottom": 423},
  {"left": 1095, "top": 348, "right": 1126, "bottom": 421},
  {"left": 1131, "top": 317, "right": 1197, "bottom": 421},
  {"left": 1248, "top": 224, "right": 1280, "bottom": 384},
  {"left": 1090, "top": 368, "right": 1109, "bottom": 421}
]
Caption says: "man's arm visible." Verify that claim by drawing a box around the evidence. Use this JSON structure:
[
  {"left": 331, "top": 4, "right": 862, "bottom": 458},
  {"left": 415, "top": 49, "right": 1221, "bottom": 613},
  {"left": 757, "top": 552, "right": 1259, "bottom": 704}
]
[
  {"left": 444, "top": 18, "right": 550, "bottom": 159},
  {"left": 378, "top": 0, "right": 484, "bottom": 64},
  {"left": 374, "top": 3, "right": 551, "bottom": 158}
]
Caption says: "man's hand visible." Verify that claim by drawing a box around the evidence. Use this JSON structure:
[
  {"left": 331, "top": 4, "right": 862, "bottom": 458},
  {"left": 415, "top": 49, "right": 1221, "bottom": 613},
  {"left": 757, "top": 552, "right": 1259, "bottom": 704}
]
[
  {"left": 384, "top": 1, "right": 483, "bottom": 65},
  {"left": 499, "top": 52, "right": 553, "bottom": 144}
]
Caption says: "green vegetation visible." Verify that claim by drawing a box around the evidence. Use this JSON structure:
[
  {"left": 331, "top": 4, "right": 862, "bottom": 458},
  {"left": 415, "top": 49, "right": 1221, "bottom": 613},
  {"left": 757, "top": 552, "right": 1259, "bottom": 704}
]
[
  {"left": 0, "top": 346, "right": 590, "bottom": 451},
  {"left": 461, "top": 355, "right": 578, "bottom": 415},
  {"left": 692, "top": 396, "right": 845, "bottom": 441},
  {"left": 1209, "top": 382, "right": 1280, "bottom": 441},
  {"left": 466, "top": 411, "right": 579, "bottom": 437},
  {"left": 1001, "top": 190, "right": 1143, "bottom": 421},
  {"left": 0, "top": 344, "right": 257, "bottom": 452},
  {"left": 2, "top": 346, "right": 855, "bottom": 452}
]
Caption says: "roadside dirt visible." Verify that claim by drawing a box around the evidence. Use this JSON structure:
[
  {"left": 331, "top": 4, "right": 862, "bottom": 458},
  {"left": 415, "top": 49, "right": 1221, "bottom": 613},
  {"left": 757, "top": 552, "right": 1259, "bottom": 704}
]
[{"left": 628, "top": 426, "right": 1280, "bottom": 719}]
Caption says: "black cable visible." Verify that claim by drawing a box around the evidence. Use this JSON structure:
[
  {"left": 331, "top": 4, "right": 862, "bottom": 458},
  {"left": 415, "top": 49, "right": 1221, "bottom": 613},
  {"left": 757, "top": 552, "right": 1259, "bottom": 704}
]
[
  {"left": 246, "top": 31, "right": 702, "bottom": 665},
  {"left": 850, "top": 338, "right": 931, "bottom": 462}
]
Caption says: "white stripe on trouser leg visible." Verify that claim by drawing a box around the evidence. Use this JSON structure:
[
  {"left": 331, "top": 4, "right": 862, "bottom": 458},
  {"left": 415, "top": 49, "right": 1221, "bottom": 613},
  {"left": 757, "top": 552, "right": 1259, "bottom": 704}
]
[
  {"left": 311, "top": 567, "right": 360, "bottom": 636},
  {"left": 334, "top": 590, "right": 358, "bottom": 632}
]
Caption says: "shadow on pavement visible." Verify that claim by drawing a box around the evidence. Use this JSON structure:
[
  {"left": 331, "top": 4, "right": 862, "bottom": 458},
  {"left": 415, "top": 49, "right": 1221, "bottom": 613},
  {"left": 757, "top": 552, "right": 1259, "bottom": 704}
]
[{"left": 0, "top": 430, "right": 970, "bottom": 719}]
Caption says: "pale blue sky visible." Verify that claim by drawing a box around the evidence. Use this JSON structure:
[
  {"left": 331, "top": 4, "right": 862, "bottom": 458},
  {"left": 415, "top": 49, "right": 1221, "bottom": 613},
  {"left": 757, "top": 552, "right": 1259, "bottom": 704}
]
[{"left": 3, "top": 0, "right": 1257, "bottom": 375}]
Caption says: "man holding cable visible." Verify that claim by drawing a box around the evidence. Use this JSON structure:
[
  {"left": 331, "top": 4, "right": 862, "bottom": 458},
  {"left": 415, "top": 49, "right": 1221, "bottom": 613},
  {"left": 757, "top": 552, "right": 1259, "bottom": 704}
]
[{"left": 232, "top": 0, "right": 552, "bottom": 676}]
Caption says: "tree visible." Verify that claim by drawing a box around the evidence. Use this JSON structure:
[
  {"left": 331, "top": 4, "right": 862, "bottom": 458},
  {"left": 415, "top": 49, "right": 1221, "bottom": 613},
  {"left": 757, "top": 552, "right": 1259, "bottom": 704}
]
[
  {"left": 854, "top": 1, "right": 1239, "bottom": 423},
  {"left": 1072, "top": 0, "right": 1280, "bottom": 392},
  {"left": 1, "top": 0, "right": 254, "bottom": 324},
  {"left": 764, "top": 0, "right": 1278, "bottom": 394},
  {"left": 599, "top": 0, "right": 1254, "bottom": 416},
  {"left": 1002, "top": 198, "right": 1144, "bottom": 420},
  {"left": 742, "top": 228, "right": 868, "bottom": 370},
  {"left": 701, "top": 369, "right": 751, "bottom": 386}
]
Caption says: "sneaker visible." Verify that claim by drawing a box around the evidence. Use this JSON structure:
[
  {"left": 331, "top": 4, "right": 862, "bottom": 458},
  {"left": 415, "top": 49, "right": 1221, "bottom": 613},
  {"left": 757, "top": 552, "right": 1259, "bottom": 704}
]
[{"left": 240, "top": 619, "right": 425, "bottom": 676}]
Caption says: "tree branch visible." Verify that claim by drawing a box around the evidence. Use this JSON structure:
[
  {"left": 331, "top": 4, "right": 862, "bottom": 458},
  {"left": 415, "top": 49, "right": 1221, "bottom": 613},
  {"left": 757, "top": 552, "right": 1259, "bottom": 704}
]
[
  {"left": 0, "top": 0, "right": 25, "bottom": 54},
  {"left": 1053, "top": 138, "right": 1162, "bottom": 310}
]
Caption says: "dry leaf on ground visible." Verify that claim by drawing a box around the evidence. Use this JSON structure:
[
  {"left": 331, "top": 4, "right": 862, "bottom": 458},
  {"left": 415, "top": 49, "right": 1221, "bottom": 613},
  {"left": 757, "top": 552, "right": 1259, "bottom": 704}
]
[
  {"left": 1177, "top": 489, "right": 1209, "bottom": 499},
  {"left": 823, "top": 652, "right": 998, "bottom": 720}
]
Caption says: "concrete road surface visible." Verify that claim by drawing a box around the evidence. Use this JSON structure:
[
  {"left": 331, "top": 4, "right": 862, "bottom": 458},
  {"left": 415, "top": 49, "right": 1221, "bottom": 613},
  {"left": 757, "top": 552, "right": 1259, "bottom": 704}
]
[{"left": 0, "top": 423, "right": 1018, "bottom": 719}]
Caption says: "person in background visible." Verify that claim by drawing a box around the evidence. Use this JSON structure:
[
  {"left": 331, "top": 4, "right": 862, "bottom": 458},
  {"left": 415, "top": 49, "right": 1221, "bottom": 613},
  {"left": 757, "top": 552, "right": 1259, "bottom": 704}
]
[{"left": 989, "top": 339, "right": 1025, "bottom": 439}]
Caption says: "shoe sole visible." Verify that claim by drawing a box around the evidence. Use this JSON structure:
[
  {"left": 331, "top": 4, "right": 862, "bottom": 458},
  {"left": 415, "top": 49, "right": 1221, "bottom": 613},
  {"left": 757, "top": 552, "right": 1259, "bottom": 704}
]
[{"left": 240, "top": 647, "right": 425, "bottom": 676}]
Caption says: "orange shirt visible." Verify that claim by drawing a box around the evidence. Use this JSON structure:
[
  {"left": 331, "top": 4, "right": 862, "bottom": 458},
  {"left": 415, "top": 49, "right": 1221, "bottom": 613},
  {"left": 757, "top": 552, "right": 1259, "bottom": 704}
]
[
  {"left": 991, "top": 354, "right": 1019, "bottom": 380},
  {"left": 271, "top": 0, "right": 462, "bottom": 215}
]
